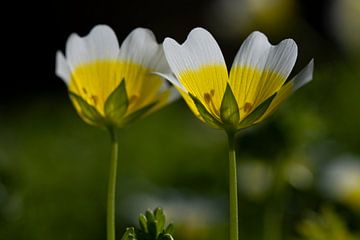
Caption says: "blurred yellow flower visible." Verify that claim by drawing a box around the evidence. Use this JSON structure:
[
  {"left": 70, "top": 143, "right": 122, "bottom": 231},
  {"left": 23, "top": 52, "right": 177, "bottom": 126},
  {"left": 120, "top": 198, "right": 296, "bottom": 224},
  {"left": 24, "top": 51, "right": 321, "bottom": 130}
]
[
  {"left": 56, "top": 25, "right": 178, "bottom": 128},
  {"left": 159, "top": 28, "right": 313, "bottom": 131}
]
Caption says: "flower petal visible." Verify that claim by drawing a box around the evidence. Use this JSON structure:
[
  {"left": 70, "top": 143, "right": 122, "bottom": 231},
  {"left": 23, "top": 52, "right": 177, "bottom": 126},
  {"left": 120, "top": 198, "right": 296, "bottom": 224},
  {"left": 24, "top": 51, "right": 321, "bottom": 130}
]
[
  {"left": 229, "top": 31, "right": 297, "bottom": 118},
  {"left": 256, "top": 59, "right": 314, "bottom": 122},
  {"left": 152, "top": 72, "right": 186, "bottom": 91},
  {"left": 292, "top": 58, "right": 314, "bottom": 91},
  {"left": 55, "top": 51, "right": 71, "bottom": 85},
  {"left": 118, "top": 28, "right": 168, "bottom": 112},
  {"left": 119, "top": 28, "right": 165, "bottom": 70},
  {"left": 65, "top": 25, "right": 119, "bottom": 70},
  {"left": 163, "top": 27, "right": 228, "bottom": 117}
]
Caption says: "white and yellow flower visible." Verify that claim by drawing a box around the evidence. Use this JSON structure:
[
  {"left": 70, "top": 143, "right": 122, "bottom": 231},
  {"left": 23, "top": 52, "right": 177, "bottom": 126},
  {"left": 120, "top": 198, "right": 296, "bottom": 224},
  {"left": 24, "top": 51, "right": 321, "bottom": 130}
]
[
  {"left": 56, "top": 25, "right": 178, "bottom": 128},
  {"left": 159, "top": 28, "right": 313, "bottom": 131}
]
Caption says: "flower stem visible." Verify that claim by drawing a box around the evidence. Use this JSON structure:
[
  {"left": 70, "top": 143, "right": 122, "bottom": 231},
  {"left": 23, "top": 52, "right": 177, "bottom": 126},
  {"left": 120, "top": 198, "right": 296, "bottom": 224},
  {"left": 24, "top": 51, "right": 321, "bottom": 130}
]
[
  {"left": 107, "top": 127, "right": 118, "bottom": 240},
  {"left": 227, "top": 131, "right": 239, "bottom": 240}
]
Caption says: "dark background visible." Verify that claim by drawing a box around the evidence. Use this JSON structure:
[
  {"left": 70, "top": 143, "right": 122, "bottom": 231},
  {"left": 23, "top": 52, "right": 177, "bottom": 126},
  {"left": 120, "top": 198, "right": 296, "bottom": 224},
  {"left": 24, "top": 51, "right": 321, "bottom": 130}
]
[{"left": 5, "top": 0, "right": 336, "bottom": 100}]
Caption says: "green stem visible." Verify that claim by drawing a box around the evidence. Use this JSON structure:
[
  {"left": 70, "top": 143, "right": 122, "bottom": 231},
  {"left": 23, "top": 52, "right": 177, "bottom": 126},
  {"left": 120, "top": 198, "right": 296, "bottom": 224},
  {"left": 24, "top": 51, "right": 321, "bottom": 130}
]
[
  {"left": 107, "top": 128, "right": 118, "bottom": 240},
  {"left": 227, "top": 131, "right": 239, "bottom": 240}
]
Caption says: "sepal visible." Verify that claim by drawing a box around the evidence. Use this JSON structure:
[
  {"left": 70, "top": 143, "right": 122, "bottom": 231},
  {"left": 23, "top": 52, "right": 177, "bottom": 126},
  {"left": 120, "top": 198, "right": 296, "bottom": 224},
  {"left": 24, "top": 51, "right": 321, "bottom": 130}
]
[
  {"left": 189, "top": 94, "right": 222, "bottom": 129},
  {"left": 104, "top": 79, "right": 129, "bottom": 127},
  {"left": 123, "top": 102, "right": 157, "bottom": 126},
  {"left": 239, "top": 93, "right": 276, "bottom": 128},
  {"left": 220, "top": 83, "right": 240, "bottom": 129},
  {"left": 69, "top": 92, "right": 104, "bottom": 127}
]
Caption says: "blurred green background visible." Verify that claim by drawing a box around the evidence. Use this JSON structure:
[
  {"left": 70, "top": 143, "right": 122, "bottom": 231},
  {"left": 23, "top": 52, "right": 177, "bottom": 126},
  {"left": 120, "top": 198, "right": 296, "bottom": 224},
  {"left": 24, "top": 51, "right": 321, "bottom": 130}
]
[{"left": 1, "top": 0, "right": 360, "bottom": 239}]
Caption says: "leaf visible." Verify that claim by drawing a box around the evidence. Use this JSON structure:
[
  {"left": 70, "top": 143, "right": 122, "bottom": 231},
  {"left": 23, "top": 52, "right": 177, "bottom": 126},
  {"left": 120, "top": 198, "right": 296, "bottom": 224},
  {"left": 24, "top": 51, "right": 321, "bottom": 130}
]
[
  {"left": 239, "top": 93, "right": 276, "bottom": 128},
  {"left": 158, "top": 234, "right": 174, "bottom": 240},
  {"left": 139, "top": 214, "right": 148, "bottom": 233},
  {"left": 121, "top": 227, "right": 136, "bottom": 240},
  {"left": 165, "top": 224, "right": 174, "bottom": 234},
  {"left": 154, "top": 208, "right": 165, "bottom": 235},
  {"left": 69, "top": 92, "right": 104, "bottom": 127},
  {"left": 189, "top": 94, "right": 222, "bottom": 129},
  {"left": 123, "top": 208, "right": 175, "bottom": 240},
  {"left": 104, "top": 79, "right": 129, "bottom": 125},
  {"left": 220, "top": 83, "right": 240, "bottom": 128},
  {"left": 148, "top": 220, "right": 158, "bottom": 238}
]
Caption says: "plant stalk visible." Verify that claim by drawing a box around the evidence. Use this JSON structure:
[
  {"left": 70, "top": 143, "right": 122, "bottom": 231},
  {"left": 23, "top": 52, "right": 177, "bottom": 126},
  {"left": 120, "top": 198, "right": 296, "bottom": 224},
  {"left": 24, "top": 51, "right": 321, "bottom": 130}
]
[
  {"left": 107, "top": 128, "right": 118, "bottom": 240},
  {"left": 227, "top": 131, "right": 239, "bottom": 240}
]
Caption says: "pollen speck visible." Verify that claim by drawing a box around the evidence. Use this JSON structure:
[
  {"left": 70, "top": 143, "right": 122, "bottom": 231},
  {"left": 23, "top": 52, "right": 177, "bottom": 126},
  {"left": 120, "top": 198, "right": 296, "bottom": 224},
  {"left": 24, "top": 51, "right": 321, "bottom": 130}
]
[
  {"left": 91, "top": 95, "right": 98, "bottom": 105},
  {"left": 129, "top": 95, "right": 138, "bottom": 105},
  {"left": 204, "top": 93, "right": 212, "bottom": 103}
]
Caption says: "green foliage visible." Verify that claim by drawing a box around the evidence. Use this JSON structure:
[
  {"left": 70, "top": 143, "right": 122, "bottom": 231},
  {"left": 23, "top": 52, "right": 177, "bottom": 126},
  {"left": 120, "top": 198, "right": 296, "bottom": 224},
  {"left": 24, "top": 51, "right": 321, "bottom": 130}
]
[
  {"left": 121, "top": 228, "right": 136, "bottom": 240},
  {"left": 121, "top": 208, "right": 174, "bottom": 240},
  {"left": 298, "top": 207, "right": 359, "bottom": 240}
]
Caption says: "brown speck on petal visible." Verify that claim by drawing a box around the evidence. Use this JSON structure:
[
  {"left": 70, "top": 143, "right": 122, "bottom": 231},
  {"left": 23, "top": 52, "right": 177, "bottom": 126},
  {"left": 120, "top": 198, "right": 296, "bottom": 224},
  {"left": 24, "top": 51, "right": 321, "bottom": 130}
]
[
  {"left": 91, "top": 95, "right": 98, "bottom": 105},
  {"left": 129, "top": 95, "right": 138, "bottom": 105},
  {"left": 204, "top": 93, "right": 212, "bottom": 103},
  {"left": 244, "top": 102, "right": 253, "bottom": 113}
]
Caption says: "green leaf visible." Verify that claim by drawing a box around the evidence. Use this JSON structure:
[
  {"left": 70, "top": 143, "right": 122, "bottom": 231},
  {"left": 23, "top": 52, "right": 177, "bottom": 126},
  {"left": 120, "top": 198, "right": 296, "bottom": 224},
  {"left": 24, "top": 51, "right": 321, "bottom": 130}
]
[
  {"left": 123, "top": 102, "right": 157, "bottom": 125},
  {"left": 148, "top": 220, "right": 158, "bottom": 238},
  {"left": 121, "top": 227, "right": 136, "bottom": 240},
  {"left": 165, "top": 224, "right": 174, "bottom": 234},
  {"left": 189, "top": 94, "right": 222, "bottom": 129},
  {"left": 69, "top": 92, "right": 104, "bottom": 127},
  {"left": 104, "top": 79, "right": 129, "bottom": 125},
  {"left": 145, "top": 209, "right": 158, "bottom": 237},
  {"left": 124, "top": 208, "right": 174, "bottom": 240},
  {"left": 139, "top": 214, "right": 148, "bottom": 233},
  {"left": 220, "top": 83, "right": 240, "bottom": 128},
  {"left": 154, "top": 208, "right": 165, "bottom": 235},
  {"left": 158, "top": 234, "right": 174, "bottom": 240},
  {"left": 239, "top": 93, "right": 276, "bottom": 128}
]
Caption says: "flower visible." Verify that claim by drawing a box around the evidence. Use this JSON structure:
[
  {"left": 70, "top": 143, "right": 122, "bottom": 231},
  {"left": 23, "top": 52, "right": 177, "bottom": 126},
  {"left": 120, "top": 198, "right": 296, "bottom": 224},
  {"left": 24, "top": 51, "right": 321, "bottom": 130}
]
[
  {"left": 56, "top": 25, "right": 178, "bottom": 128},
  {"left": 158, "top": 28, "right": 313, "bottom": 131}
]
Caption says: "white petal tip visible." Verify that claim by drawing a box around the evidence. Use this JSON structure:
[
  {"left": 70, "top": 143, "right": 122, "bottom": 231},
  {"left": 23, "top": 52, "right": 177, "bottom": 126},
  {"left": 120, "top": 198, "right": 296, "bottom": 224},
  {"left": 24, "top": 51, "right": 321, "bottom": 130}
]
[
  {"left": 55, "top": 51, "right": 71, "bottom": 85},
  {"left": 189, "top": 27, "right": 210, "bottom": 34},
  {"left": 89, "top": 24, "right": 116, "bottom": 36}
]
